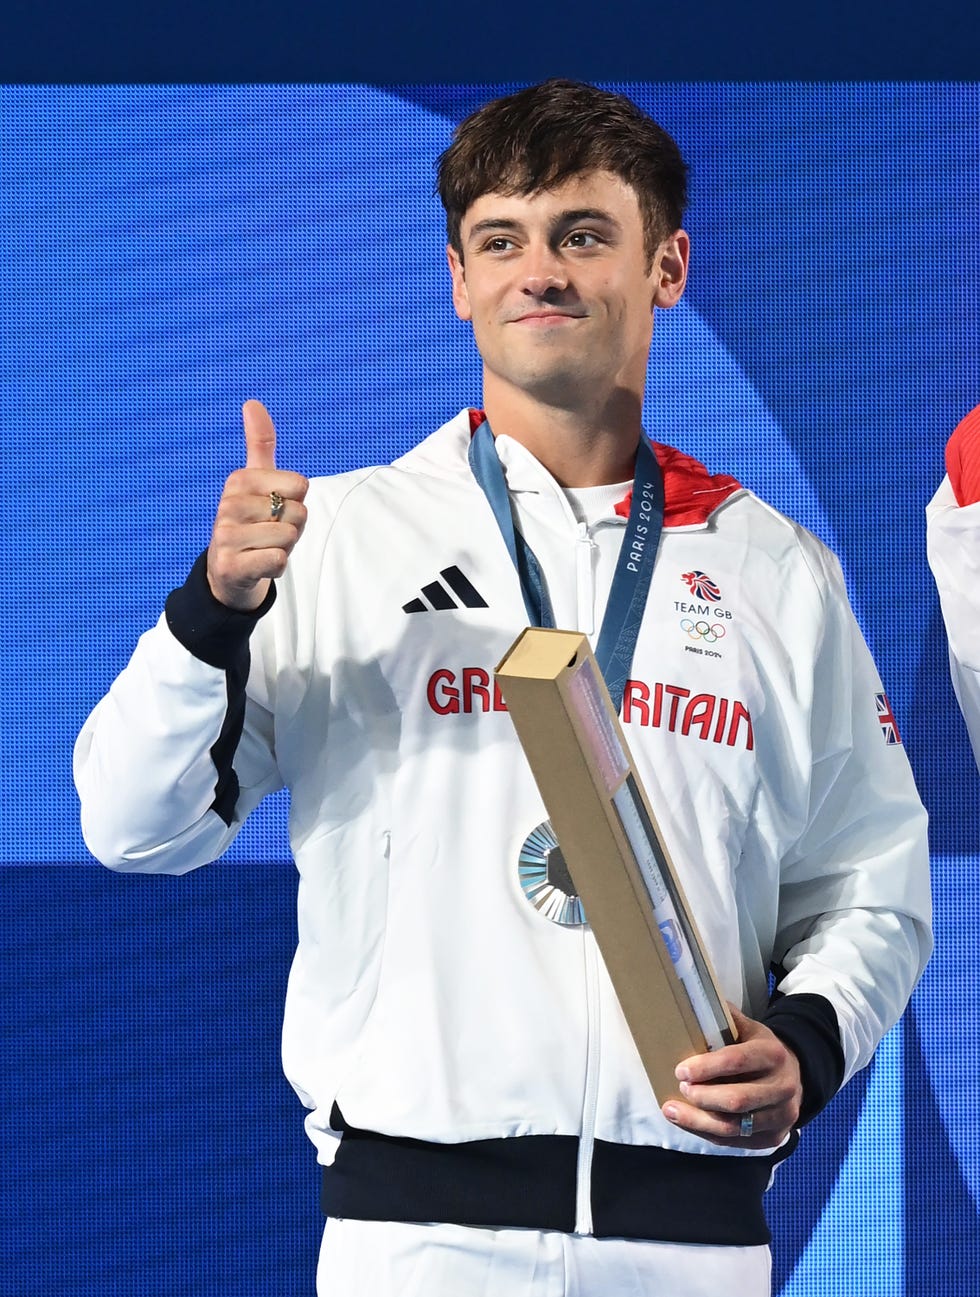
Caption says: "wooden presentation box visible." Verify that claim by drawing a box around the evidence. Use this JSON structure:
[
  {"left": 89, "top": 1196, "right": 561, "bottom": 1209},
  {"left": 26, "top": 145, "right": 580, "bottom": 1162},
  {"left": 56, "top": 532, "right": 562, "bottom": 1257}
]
[{"left": 495, "top": 627, "right": 736, "bottom": 1103}]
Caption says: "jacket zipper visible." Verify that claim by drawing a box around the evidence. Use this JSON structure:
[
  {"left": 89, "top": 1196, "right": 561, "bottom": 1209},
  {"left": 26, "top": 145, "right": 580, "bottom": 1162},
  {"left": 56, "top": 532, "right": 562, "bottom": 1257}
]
[
  {"left": 574, "top": 517, "right": 601, "bottom": 1234},
  {"left": 575, "top": 932, "right": 602, "bottom": 1234}
]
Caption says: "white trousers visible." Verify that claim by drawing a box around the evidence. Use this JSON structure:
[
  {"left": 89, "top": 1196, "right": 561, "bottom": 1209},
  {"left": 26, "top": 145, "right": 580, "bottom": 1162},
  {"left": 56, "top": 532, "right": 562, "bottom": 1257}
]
[{"left": 317, "top": 1219, "right": 772, "bottom": 1296}]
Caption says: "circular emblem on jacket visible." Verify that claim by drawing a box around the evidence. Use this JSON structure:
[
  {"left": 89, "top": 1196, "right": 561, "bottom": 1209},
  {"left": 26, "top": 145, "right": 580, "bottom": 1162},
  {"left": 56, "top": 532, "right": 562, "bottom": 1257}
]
[{"left": 518, "top": 821, "right": 587, "bottom": 927}]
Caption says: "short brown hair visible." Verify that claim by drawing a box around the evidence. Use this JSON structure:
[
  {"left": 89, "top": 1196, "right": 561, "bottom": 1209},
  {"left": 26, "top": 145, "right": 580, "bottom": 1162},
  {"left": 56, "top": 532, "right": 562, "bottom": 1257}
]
[{"left": 436, "top": 79, "right": 688, "bottom": 262}]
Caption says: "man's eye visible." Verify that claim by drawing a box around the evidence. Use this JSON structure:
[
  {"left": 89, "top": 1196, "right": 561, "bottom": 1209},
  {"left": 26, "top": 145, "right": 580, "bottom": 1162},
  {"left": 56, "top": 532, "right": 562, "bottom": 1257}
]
[
  {"left": 485, "top": 237, "right": 515, "bottom": 252},
  {"left": 565, "top": 231, "right": 599, "bottom": 248}
]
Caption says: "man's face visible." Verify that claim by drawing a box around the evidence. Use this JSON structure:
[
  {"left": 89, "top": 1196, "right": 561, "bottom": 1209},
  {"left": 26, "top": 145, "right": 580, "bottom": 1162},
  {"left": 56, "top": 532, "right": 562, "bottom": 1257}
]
[{"left": 447, "top": 170, "right": 688, "bottom": 413}]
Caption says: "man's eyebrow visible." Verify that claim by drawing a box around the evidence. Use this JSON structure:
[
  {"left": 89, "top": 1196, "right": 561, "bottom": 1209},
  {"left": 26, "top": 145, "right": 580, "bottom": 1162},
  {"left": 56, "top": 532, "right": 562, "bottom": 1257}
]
[
  {"left": 465, "top": 208, "right": 623, "bottom": 243},
  {"left": 466, "top": 217, "right": 525, "bottom": 241},
  {"left": 552, "top": 207, "right": 621, "bottom": 229}
]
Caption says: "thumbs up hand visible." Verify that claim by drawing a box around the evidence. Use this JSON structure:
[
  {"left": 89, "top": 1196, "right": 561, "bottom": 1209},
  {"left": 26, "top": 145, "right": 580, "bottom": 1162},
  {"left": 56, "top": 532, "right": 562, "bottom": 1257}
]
[{"left": 206, "top": 400, "right": 310, "bottom": 611}]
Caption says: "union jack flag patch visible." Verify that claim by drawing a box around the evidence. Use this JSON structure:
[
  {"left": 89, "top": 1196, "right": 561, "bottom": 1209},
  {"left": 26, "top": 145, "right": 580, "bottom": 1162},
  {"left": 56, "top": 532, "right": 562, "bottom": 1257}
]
[
  {"left": 681, "top": 570, "right": 721, "bottom": 602},
  {"left": 875, "top": 692, "right": 902, "bottom": 745}
]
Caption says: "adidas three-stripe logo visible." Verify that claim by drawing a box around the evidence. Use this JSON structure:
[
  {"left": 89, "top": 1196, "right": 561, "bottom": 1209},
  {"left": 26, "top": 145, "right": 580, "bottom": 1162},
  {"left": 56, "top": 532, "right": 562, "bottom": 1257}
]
[{"left": 402, "top": 566, "right": 489, "bottom": 613}]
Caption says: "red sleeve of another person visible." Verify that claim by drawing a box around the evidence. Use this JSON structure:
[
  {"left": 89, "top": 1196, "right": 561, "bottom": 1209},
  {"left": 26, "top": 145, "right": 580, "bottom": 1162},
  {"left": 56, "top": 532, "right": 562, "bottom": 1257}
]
[{"left": 945, "top": 404, "right": 980, "bottom": 507}]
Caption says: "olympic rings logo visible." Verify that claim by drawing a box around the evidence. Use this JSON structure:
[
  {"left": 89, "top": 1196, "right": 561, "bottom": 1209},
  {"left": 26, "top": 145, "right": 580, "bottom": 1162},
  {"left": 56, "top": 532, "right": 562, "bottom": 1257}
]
[{"left": 680, "top": 618, "right": 727, "bottom": 643}]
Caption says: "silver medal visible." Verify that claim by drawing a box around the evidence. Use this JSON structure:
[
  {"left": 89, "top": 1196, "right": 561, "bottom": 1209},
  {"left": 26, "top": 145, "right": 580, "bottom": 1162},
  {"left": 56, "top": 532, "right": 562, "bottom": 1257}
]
[{"left": 518, "top": 821, "right": 587, "bottom": 927}]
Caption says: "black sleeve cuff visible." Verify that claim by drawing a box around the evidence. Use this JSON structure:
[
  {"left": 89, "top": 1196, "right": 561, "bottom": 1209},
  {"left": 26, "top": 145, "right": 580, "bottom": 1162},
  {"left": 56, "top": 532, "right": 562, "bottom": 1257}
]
[
  {"left": 164, "top": 551, "right": 277, "bottom": 671},
  {"left": 761, "top": 992, "right": 845, "bottom": 1125}
]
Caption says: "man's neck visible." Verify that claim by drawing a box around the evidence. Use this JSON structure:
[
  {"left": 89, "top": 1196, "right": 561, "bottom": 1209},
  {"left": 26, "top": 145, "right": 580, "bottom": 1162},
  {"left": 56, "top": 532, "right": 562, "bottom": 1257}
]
[{"left": 482, "top": 385, "right": 643, "bottom": 487}]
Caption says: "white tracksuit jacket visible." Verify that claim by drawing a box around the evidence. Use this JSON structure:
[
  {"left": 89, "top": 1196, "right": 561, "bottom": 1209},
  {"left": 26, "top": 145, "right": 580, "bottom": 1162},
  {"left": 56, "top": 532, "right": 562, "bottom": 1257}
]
[
  {"left": 75, "top": 410, "right": 931, "bottom": 1242},
  {"left": 927, "top": 474, "right": 980, "bottom": 766}
]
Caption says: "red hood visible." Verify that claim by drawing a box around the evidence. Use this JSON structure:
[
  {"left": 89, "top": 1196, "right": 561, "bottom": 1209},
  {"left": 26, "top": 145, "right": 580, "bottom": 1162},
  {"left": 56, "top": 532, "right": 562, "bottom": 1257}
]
[{"left": 467, "top": 408, "right": 741, "bottom": 528}]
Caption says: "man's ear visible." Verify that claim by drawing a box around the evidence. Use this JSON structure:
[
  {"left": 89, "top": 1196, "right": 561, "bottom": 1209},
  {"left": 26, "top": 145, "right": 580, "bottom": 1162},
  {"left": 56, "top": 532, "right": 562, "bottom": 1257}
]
[
  {"left": 447, "top": 244, "right": 472, "bottom": 321},
  {"left": 651, "top": 229, "right": 690, "bottom": 310}
]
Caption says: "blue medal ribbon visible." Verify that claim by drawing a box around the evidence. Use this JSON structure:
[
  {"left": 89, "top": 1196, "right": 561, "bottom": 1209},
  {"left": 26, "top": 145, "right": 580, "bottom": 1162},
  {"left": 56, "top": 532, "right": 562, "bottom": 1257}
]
[{"left": 468, "top": 417, "right": 665, "bottom": 713}]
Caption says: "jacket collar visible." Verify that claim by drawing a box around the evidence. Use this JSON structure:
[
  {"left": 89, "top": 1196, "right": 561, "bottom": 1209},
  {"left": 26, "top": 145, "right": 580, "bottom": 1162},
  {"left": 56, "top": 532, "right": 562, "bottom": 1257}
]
[{"left": 466, "top": 408, "right": 742, "bottom": 529}]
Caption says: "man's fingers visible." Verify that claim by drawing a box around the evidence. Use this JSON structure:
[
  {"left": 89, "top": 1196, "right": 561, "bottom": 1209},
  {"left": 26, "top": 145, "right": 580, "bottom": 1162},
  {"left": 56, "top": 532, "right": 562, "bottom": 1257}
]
[
  {"left": 675, "top": 1009, "right": 772, "bottom": 1085},
  {"left": 665, "top": 1008, "right": 803, "bottom": 1149},
  {"left": 243, "top": 399, "right": 277, "bottom": 470},
  {"left": 217, "top": 486, "right": 308, "bottom": 527},
  {"left": 206, "top": 402, "right": 310, "bottom": 612},
  {"left": 222, "top": 466, "right": 309, "bottom": 507},
  {"left": 674, "top": 1075, "right": 776, "bottom": 1117},
  {"left": 210, "top": 539, "right": 291, "bottom": 587},
  {"left": 661, "top": 1097, "right": 790, "bottom": 1149},
  {"left": 675, "top": 1041, "right": 763, "bottom": 1086}
]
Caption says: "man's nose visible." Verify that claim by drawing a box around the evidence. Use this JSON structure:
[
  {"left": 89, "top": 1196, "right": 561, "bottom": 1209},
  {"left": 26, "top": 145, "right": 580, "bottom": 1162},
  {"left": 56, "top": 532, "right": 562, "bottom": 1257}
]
[{"left": 521, "top": 243, "right": 568, "bottom": 295}]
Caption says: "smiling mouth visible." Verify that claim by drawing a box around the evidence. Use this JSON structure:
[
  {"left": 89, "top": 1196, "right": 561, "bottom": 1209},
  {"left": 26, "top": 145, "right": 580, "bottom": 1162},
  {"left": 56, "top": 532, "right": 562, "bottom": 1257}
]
[{"left": 512, "top": 311, "right": 586, "bottom": 324}]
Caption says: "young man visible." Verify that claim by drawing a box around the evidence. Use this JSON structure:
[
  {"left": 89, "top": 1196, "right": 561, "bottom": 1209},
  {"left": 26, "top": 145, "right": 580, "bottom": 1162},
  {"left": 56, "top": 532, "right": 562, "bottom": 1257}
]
[{"left": 75, "top": 81, "right": 931, "bottom": 1296}]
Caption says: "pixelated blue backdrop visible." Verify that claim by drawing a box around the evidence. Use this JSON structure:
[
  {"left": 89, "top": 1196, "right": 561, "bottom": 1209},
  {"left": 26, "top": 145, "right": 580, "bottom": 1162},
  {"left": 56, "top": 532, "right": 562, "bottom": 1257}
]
[{"left": 2, "top": 82, "right": 979, "bottom": 1294}]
